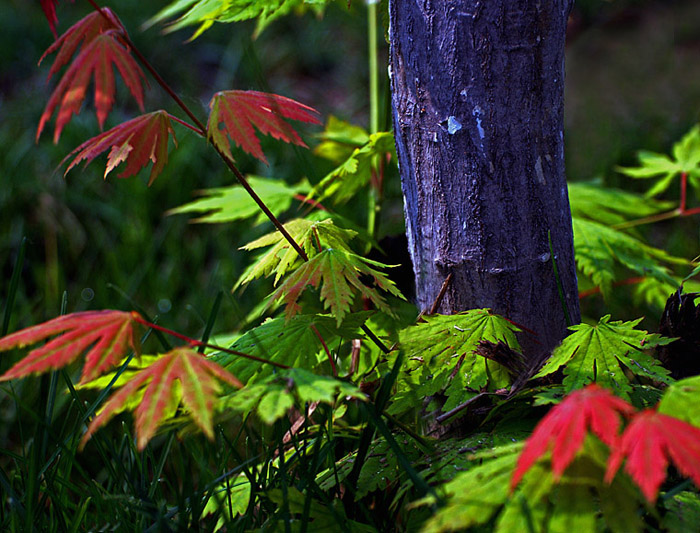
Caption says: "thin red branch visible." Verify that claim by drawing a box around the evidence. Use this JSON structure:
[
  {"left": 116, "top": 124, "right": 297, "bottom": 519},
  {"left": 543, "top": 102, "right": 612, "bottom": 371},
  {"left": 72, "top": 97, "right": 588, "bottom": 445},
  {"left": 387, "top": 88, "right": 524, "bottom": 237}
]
[
  {"left": 578, "top": 276, "right": 647, "bottom": 299},
  {"left": 680, "top": 171, "right": 688, "bottom": 213},
  {"left": 131, "top": 313, "right": 290, "bottom": 369},
  {"left": 310, "top": 324, "right": 336, "bottom": 376}
]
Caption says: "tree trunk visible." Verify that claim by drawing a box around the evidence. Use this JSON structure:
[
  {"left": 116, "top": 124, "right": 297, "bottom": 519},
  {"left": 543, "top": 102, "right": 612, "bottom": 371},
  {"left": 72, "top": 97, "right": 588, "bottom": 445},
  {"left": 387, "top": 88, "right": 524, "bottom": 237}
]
[{"left": 389, "top": 0, "right": 580, "bottom": 362}]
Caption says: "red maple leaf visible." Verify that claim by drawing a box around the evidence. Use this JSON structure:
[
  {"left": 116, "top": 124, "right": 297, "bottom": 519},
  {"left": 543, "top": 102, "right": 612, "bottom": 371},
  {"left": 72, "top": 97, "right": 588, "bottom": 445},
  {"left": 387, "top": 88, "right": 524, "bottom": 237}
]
[
  {"left": 511, "top": 384, "right": 635, "bottom": 489},
  {"left": 39, "top": 0, "right": 60, "bottom": 37},
  {"left": 62, "top": 110, "right": 177, "bottom": 185},
  {"left": 37, "top": 22, "right": 146, "bottom": 143},
  {"left": 80, "top": 347, "right": 243, "bottom": 450},
  {"left": 605, "top": 410, "right": 700, "bottom": 502},
  {"left": 207, "top": 90, "right": 321, "bottom": 164},
  {"left": 39, "top": 8, "right": 125, "bottom": 80},
  {"left": 0, "top": 310, "right": 140, "bottom": 384}
]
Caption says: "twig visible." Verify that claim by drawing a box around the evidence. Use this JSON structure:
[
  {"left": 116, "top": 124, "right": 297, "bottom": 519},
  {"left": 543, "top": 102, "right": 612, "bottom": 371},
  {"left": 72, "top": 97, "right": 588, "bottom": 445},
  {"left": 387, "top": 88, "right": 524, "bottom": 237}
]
[{"left": 428, "top": 272, "right": 453, "bottom": 315}]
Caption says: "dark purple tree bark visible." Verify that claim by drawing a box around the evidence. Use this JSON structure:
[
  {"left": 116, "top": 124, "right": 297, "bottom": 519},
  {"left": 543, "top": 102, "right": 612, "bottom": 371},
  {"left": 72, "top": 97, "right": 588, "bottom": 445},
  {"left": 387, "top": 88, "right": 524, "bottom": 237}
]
[{"left": 389, "top": 0, "right": 580, "bottom": 362}]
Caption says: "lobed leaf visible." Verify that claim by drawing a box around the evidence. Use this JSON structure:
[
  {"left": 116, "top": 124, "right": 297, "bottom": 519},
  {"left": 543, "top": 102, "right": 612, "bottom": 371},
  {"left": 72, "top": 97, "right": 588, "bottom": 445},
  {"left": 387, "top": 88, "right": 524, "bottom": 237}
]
[
  {"left": 0, "top": 310, "right": 140, "bottom": 384},
  {"left": 81, "top": 347, "right": 242, "bottom": 450},
  {"left": 308, "top": 131, "right": 395, "bottom": 204},
  {"left": 270, "top": 248, "right": 403, "bottom": 326},
  {"left": 38, "top": 29, "right": 147, "bottom": 143},
  {"left": 237, "top": 218, "right": 358, "bottom": 287},
  {"left": 207, "top": 90, "right": 320, "bottom": 164},
  {"left": 534, "top": 315, "right": 673, "bottom": 398},
  {"left": 605, "top": 410, "right": 700, "bottom": 503},
  {"left": 658, "top": 375, "right": 700, "bottom": 427},
  {"left": 511, "top": 384, "right": 635, "bottom": 489},
  {"left": 62, "top": 111, "right": 177, "bottom": 185},
  {"left": 167, "top": 176, "right": 309, "bottom": 225}
]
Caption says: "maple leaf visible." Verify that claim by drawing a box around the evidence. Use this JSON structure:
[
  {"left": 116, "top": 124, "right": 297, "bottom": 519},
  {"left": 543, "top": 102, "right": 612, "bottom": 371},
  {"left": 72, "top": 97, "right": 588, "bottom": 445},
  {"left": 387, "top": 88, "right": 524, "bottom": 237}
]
[
  {"left": 167, "top": 176, "right": 310, "bottom": 225},
  {"left": 207, "top": 90, "right": 320, "bottom": 164},
  {"left": 605, "top": 409, "right": 700, "bottom": 503},
  {"left": 81, "top": 347, "right": 242, "bottom": 450},
  {"left": 270, "top": 248, "right": 403, "bottom": 326},
  {"left": 0, "top": 310, "right": 140, "bottom": 384},
  {"left": 511, "top": 384, "right": 635, "bottom": 490},
  {"left": 617, "top": 125, "right": 700, "bottom": 198},
  {"left": 61, "top": 111, "right": 177, "bottom": 185},
  {"left": 39, "top": 0, "right": 60, "bottom": 37},
  {"left": 38, "top": 24, "right": 146, "bottom": 143},
  {"left": 533, "top": 315, "right": 674, "bottom": 398},
  {"left": 237, "top": 218, "right": 358, "bottom": 287}
]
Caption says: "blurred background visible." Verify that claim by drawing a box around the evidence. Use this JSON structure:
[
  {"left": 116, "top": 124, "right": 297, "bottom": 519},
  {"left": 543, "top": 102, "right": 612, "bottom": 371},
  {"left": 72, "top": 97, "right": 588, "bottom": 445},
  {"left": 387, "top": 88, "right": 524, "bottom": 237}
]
[{"left": 1, "top": 0, "right": 699, "bottom": 340}]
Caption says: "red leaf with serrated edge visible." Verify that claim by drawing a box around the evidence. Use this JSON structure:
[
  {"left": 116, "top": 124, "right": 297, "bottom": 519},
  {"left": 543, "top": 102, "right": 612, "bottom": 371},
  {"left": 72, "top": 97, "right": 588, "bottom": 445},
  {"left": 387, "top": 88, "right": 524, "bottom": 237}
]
[
  {"left": 605, "top": 410, "right": 700, "bottom": 503},
  {"left": 39, "top": 8, "right": 124, "bottom": 76},
  {"left": 62, "top": 111, "right": 177, "bottom": 185},
  {"left": 0, "top": 310, "right": 140, "bottom": 384},
  {"left": 511, "top": 384, "right": 635, "bottom": 490},
  {"left": 37, "top": 30, "right": 146, "bottom": 143},
  {"left": 207, "top": 90, "right": 321, "bottom": 164},
  {"left": 80, "top": 348, "right": 243, "bottom": 450}
]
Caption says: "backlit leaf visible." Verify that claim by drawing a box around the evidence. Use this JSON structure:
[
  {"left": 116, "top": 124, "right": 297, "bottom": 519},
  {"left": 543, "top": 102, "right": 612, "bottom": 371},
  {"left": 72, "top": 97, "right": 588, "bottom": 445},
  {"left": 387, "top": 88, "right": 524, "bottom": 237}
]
[
  {"left": 62, "top": 111, "right": 177, "bottom": 185},
  {"left": 167, "top": 176, "right": 309, "bottom": 225},
  {"left": 207, "top": 90, "right": 320, "bottom": 164},
  {"left": 534, "top": 315, "right": 673, "bottom": 398},
  {"left": 81, "top": 347, "right": 242, "bottom": 450},
  {"left": 617, "top": 125, "right": 700, "bottom": 198},
  {"left": 270, "top": 248, "right": 403, "bottom": 326},
  {"left": 658, "top": 375, "right": 700, "bottom": 427},
  {"left": 605, "top": 410, "right": 700, "bottom": 502},
  {"left": 511, "top": 384, "right": 635, "bottom": 489},
  {"left": 0, "top": 310, "right": 140, "bottom": 384},
  {"left": 38, "top": 23, "right": 147, "bottom": 143},
  {"left": 237, "top": 218, "right": 357, "bottom": 287}
]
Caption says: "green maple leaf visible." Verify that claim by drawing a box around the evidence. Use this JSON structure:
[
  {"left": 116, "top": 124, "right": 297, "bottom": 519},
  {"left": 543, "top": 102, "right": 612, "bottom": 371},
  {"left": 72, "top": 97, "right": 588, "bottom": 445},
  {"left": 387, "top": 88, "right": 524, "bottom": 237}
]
[
  {"left": 573, "top": 217, "right": 684, "bottom": 297},
  {"left": 390, "top": 310, "right": 520, "bottom": 415},
  {"left": 271, "top": 248, "right": 403, "bottom": 326},
  {"left": 308, "top": 131, "right": 395, "bottom": 204},
  {"left": 237, "top": 218, "right": 357, "bottom": 287},
  {"left": 166, "top": 176, "right": 309, "bottom": 225},
  {"left": 213, "top": 312, "right": 370, "bottom": 383},
  {"left": 221, "top": 367, "right": 363, "bottom": 424},
  {"left": 534, "top": 315, "right": 674, "bottom": 398},
  {"left": 616, "top": 124, "right": 700, "bottom": 198}
]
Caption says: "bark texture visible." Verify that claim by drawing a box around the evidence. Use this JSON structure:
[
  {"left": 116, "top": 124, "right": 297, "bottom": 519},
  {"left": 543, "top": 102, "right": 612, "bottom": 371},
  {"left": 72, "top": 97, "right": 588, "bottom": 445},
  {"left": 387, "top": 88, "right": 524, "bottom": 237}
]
[{"left": 389, "top": 0, "right": 580, "bottom": 361}]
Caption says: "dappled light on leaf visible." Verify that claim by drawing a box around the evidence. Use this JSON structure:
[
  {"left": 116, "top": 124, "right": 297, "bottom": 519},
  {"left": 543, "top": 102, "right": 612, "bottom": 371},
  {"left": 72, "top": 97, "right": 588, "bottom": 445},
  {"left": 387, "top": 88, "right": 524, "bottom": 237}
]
[
  {"left": 62, "top": 111, "right": 177, "bottom": 185},
  {"left": 207, "top": 90, "right": 320, "bottom": 164},
  {"left": 0, "top": 310, "right": 140, "bottom": 384},
  {"left": 81, "top": 347, "right": 242, "bottom": 450}
]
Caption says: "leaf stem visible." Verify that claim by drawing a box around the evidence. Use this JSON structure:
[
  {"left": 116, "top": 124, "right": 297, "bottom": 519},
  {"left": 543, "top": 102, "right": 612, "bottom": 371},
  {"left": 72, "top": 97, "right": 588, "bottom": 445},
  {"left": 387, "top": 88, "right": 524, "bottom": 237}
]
[
  {"left": 311, "top": 324, "right": 336, "bottom": 376},
  {"left": 131, "top": 313, "right": 290, "bottom": 369}
]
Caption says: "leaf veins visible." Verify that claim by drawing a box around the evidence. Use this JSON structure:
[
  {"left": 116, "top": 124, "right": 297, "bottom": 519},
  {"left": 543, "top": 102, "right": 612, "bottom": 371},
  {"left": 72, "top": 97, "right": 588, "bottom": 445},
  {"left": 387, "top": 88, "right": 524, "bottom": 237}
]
[
  {"left": 37, "top": 16, "right": 146, "bottom": 143},
  {"left": 62, "top": 111, "right": 177, "bottom": 185},
  {"left": 81, "top": 347, "right": 243, "bottom": 450},
  {"left": 207, "top": 90, "right": 321, "bottom": 164},
  {"left": 511, "top": 384, "right": 635, "bottom": 490},
  {"left": 0, "top": 310, "right": 140, "bottom": 384}
]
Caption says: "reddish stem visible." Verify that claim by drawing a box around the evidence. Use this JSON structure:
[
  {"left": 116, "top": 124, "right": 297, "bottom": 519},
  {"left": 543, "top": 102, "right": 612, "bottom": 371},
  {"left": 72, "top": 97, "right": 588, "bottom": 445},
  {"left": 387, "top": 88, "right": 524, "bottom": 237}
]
[
  {"left": 131, "top": 313, "right": 289, "bottom": 369},
  {"left": 293, "top": 194, "right": 327, "bottom": 212},
  {"left": 167, "top": 114, "right": 204, "bottom": 137},
  {"left": 578, "top": 276, "right": 647, "bottom": 299},
  {"left": 310, "top": 324, "right": 336, "bottom": 376},
  {"left": 680, "top": 172, "right": 688, "bottom": 213}
]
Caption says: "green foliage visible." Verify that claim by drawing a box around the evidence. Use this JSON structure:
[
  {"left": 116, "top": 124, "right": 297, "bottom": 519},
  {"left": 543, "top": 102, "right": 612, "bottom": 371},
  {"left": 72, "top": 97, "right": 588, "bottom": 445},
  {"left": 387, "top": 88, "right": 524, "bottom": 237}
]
[
  {"left": 167, "top": 176, "right": 310, "bottom": 225},
  {"left": 617, "top": 124, "right": 700, "bottom": 198},
  {"left": 658, "top": 375, "right": 700, "bottom": 426},
  {"left": 389, "top": 310, "right": 520, "bottom": 416},
  {"left": 534, "top": 315, "right": 674, "bottom": 399}
]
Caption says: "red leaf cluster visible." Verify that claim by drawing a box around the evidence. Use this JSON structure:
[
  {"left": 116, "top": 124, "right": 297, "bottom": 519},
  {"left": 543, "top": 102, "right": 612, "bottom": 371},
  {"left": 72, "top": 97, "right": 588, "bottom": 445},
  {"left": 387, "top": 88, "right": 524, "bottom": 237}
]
[
  {"left": 39, "top": 0, "right": 60, "bottom": 37},
  {"left": 37, "top": 9, "right": 146, "bottom": 143},
  {"left": 512, "top": 384, "right": 700, "bottom": 503}
]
